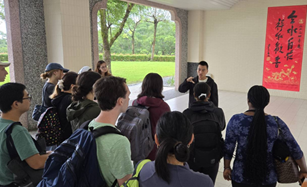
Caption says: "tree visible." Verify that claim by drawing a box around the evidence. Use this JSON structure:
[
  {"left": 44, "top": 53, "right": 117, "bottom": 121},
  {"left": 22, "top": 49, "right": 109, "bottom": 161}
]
[
  {"left": 0, "top": 31, "right": 7, "bottom": 53},
  {"left": 98, "top": 0, "right": 134, "bottom": 70},
  {"left": 126, "top": 5, "right": 144, "bottom": 54},
  {"left": 145, "top": 8, "right": 171, "bottom": 61},
  {"left": 155, "top": 21, "right": 175, "bottom": 55}
]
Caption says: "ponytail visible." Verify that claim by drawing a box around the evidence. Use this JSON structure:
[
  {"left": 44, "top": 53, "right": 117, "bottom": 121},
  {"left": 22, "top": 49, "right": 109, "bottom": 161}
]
[
  {"left": 49, "top": 84, "right": 61, "bottom": 99},
  {"left": 155, "top": 138, "right": 176, "bottom": 184},
  {"left": 49, "top": 72, "right": 78, "bottom": 99},
  {"left": 154, "top": 111, "right": 193, "bottom": 184},
  {"left": 244, "top": 85, "right": 270, "bottom": 184},
  {"left": 40, "top": 69, "right": 58, "bottom": 80},
  {"left": 155, "top": 139, "right": 190, "bottom": 184}
]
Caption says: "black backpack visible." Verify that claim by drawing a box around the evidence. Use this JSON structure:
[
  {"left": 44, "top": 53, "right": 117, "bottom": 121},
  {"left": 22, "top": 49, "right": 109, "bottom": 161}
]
[
  {"left": 5, "top": 122, "right": 46, "bottom": 186},
  {"left": 36, "top": 107, "right": 61, "bottom": 146},
  {"left": 188, "top": 119, "right": 224, "bottom": 167},
  {"left": 37, "top": 120, "right": 122, "bottom": 187}
]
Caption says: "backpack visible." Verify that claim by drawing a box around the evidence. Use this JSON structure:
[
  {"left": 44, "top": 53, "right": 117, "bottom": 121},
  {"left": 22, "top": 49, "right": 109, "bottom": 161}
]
[
  {"left": 5, "top": 122, "right": 46, "bottom": 187},
  {"left": 116, "top": 103, "right": 154, "bottom": 163},
  {"left": 36, "top": 107, "right": 61, "bottom": 146},
  {"left": 121, "top": 159, "right": 151, "bottom": 187},
  {"left": 188, "top": 119, "right": 224, "bottom": 167},
  {"left": 37, "top": 120, "right": 123, "bottom": 187}
]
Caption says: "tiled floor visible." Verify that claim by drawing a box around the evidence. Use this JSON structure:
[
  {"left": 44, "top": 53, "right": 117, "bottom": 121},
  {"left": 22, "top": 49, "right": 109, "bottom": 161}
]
[{"left": 164, "top": 90, "right": 307, "bottom": 187}]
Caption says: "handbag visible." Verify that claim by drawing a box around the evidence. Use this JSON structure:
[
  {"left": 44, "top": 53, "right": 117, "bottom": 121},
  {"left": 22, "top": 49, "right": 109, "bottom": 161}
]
[
  {"left": 32, "top": 105, "right": 47, "bottom": 121},
  {"left": 272, "top": 116, "right": 299, "bottom": 183},
  {"left": 5, "top": 122, "right": 46, "bottom": 187}
]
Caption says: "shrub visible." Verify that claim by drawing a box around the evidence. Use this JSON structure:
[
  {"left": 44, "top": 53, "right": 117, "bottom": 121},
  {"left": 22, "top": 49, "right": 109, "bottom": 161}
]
[{"left": 0, "top": 54, "right": 8, "bottom": 61}]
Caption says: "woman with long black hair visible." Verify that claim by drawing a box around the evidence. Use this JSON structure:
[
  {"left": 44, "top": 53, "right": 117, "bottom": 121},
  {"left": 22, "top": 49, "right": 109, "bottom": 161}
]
[
  {"left": 223, "top": 85, "right": 307, "bottom": 186},
  {"left": 138, "top": 111, "right": 213, "bottom": 187}
]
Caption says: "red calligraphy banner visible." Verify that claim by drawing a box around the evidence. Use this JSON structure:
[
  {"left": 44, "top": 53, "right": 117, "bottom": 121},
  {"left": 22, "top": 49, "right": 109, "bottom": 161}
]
[{"left": 263, "top": 5, "right": 307, "bottom": 92}]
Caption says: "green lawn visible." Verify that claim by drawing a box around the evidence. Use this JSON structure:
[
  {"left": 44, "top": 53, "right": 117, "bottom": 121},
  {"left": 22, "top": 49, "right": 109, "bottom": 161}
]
[
  {"left": 0, "top": 61, "right": 175, "bottom": 85},
  {"left": 111, "top": 61, "right": 175, "bottom": 84}
]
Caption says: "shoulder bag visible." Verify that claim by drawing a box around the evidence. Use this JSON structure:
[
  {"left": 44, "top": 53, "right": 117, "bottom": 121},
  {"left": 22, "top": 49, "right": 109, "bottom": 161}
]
[{"left": 272, "top": 116, "right": 299, "bottom": 183}]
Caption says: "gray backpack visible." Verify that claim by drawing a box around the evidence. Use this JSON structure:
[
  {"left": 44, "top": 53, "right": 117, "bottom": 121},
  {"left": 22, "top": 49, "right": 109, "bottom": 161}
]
[{"left": 117, "top": 103, "right": 154, "bottom": 163}]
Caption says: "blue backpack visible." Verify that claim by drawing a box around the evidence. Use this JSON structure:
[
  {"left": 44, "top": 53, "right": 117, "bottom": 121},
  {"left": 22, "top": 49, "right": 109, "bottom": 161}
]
[{"left": 37, "top": 120, "right": 123, "bottom": 187}]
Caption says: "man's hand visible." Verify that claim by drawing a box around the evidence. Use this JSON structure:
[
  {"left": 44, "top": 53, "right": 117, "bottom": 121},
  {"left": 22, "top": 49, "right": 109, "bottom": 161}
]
[
  {"left": 223, "top": 168, "right": 232, "bottom": 181},
  {"left": 186, "top": 77, "right": 195, "bottom": 84}
]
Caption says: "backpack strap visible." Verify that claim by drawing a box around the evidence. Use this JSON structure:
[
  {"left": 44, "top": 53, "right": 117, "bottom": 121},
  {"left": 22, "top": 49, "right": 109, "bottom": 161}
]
[
  {"left": 132, "top": 100, "right": 149, "bottom": 109},
  {"left": 133, "top": 159, "right": 151, "bottom": 177},
  {"left": 122, "top": 159, "right": 151, "bottom": 187},
  {"left": 80, "top": 120, "right": 92, "bottom": 130},
  {"left": 5, "top": 122, "right": 46, "bottom": 159},
  {"left": 5, "top": 122, "right": 22, "bottom": 159},
  {"left": 79, "top": 120, "right": 123, "bottom": 138},
  {"left": 91, "top": 126, "right": 123, "bottom": 138}
]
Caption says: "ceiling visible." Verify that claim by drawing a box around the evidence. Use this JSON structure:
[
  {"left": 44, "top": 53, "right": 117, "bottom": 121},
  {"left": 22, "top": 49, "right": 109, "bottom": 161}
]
[{"left": 147, "top": 0, "right": 244, "bottom": 10}]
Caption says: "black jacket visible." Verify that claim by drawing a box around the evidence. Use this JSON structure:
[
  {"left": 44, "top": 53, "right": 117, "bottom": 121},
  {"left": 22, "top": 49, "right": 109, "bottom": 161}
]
[
  {"left": 178, "top": 76, "right": 218, "bottom": 107},
  {"left": 183, "top": 101, "right": 225, "bottom": 131},
  {"left": 51, "top": 93, "right": 73, "bottom": 143}
]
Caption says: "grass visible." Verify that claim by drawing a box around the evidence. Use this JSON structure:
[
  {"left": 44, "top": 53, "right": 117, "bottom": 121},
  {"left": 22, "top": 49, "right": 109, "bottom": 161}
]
[
  {"left": 0, "top": 61, "right": 175, "bottom": 85},
  {"left": 111, "top": 61, "right": 175, "bottom": 84}
]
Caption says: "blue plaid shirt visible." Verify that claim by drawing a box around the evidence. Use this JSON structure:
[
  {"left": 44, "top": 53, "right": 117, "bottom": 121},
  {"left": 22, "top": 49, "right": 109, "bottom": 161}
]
[{"left": 224, "top": 114, "right": 303, "bottom": 185}]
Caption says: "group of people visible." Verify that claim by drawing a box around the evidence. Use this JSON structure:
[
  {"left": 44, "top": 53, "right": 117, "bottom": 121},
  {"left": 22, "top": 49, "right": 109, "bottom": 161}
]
[{"left": 1, "top": 60, "right": 307, "bottom": 187}]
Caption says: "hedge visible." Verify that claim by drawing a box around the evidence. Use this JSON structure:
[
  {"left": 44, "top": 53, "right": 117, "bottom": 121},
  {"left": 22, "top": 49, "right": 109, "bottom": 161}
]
[
  {"left": 99, "top": 54, "right": 175, "bottom": 62},
  {"left": 0, "top": 53, "right": 175, "bottom": 62},
  {"left": 0, "top": 54, "right": 8, "bottom": 61}
]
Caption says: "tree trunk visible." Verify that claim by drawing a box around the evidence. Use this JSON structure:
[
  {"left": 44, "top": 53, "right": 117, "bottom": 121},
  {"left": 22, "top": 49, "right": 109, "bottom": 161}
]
[
  {"left": 99, "top": 3, "right": 134, "bottom": 71},
  {"left": 151, "top": 20, "right": 158, "bottom": 61},
  {"left": 100, "top": 9, "right": 112, "bottom": 70},
  {"left": 110, "top": 3, "right": 134, "bottom": 47},
  {"left": 132, "top": 32, "right": 135, "bottom": 54}
]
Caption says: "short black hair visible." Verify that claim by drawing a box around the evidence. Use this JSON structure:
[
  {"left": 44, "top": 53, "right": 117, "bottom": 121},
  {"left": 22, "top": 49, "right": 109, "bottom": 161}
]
[
  {"left": 0, "top": 83, "right": 26, "bottom": 113},
  {"left": 94, "top": 76, "right": 127, "bottom": 111},
  {"left": 198, "top": 61, "right": 208, "bottom": 69}
]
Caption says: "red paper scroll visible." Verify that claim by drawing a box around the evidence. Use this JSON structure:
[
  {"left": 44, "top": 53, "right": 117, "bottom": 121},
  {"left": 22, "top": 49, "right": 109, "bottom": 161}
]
[{"left": 263, "top": 5, "right": 307, "bottom": 92}]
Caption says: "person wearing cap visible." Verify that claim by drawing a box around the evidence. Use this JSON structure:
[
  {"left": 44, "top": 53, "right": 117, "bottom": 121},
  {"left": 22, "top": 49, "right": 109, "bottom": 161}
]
[
  {"left": 40, "top": 63, "right": 69, "bottom": 108},
  {"left": 0, "top": 62, "right": 10, "bottom": 82},
  {"left": 78, "top": 66, "right": 92, "bottom": 74}
]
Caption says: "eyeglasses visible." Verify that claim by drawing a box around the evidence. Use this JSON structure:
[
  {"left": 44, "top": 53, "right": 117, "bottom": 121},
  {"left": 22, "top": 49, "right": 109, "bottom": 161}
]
[
  {"left": 100, "top": 65, "right": 108, "bottom": 69},
  {"left": 22, "top": 95, "right": 32, "bottom": 101}
]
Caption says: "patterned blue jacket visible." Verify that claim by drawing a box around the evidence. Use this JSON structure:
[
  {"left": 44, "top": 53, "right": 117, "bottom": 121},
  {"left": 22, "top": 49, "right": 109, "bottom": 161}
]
[{"left": 224, "top": 114, "right": 303, "bottom": 185}]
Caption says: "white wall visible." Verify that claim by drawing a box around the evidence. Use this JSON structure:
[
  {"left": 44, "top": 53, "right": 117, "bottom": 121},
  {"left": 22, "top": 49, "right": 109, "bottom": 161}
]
[
  {"left": 188, "top": 0, "right": 307, "bottom": 99},
  {"left": 44, "top": 0, "right": 92, "bottom": 72},
  {"left": 188, "top": 10, "right": 204, "bottom": 62},
  {"left": 44, "top": 0, "right": 64, "bottom": 66}
]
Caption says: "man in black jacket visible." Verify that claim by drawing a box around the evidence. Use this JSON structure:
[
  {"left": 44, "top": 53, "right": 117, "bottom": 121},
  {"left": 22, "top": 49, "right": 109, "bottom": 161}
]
[{"left": 179, "top": 61, "right": 218, "bottom": 107}]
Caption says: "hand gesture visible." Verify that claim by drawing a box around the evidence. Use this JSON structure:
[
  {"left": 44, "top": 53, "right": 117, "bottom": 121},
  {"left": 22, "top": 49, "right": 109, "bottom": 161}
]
[{"left": 186, "top": 77, "right": 195, "bottom": 84}]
